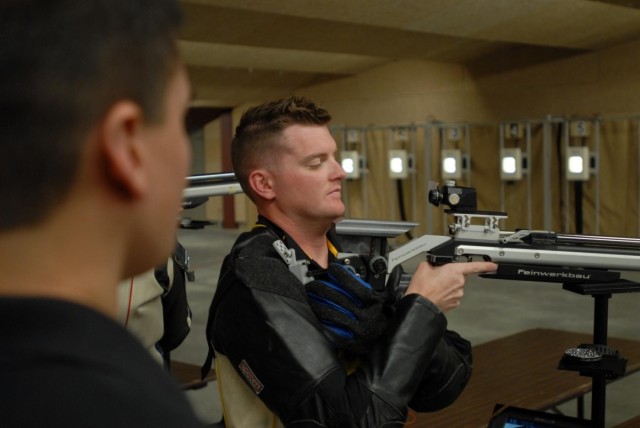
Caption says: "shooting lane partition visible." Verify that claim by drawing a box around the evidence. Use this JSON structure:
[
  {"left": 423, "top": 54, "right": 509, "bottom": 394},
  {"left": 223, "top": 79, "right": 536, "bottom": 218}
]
[
  {"left": 464, "top": 123, "right": 501, "bottom": 227},
  {"left": 432, "top": 122, "right": 472, "bottom": 236},
  {"left": 387, "top": 126, "right": 418, "bottom": 233},
  {"left": 366, "top": 127, "right": 396, "bottom": 223},
  {"left": 335, "top": 114, "right": 640, "bottom": 239},
  {"left": 589, "top": 116, "right": 640, "bottom": 237},
  {"left": 549, "top": 115, "right": 640, "bottom": 237},
  {"left": 336, "top": 121, "right": 502, "bottom": 239},
  {"left": 560, "top": 117, "right": 601, "bottom": 235},
  {"left": 336, "top": 124, "right": 426, "bottom": 244},
  {"left": 500, "top": 121, "right": 534, "bottom": 230},
  {"left": 428, "top": 121, "right": 499, "bottom": 234}
]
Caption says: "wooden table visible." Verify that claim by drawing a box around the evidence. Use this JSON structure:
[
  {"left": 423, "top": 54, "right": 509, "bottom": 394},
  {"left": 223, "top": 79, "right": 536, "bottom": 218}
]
[{"left": 408, "top": 328, "right": 640, "bottom": 428}]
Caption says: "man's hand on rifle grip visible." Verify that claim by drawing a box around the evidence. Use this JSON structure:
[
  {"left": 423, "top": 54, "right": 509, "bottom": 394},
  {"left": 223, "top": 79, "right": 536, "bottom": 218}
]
[{"left": 405, "top": 261, "right": 498, "bottom": 313}]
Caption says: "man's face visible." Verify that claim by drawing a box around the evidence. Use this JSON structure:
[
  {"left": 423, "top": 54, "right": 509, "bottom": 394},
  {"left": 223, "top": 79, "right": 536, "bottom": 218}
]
[
  {"left": 138, "top": 64, "right": 192, "bottom": 263},
  {"left": 270, "top": 124, "right": 346, "bottom": 225}
]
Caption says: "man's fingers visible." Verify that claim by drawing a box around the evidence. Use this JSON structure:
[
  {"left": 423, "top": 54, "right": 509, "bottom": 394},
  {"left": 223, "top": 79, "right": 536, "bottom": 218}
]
[{"left": 459, "top": 261, "right": 498, "bottom": 275}]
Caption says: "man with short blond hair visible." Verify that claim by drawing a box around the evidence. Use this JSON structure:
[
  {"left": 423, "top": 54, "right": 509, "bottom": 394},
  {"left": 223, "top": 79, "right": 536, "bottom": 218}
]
[{"left": 206, "top": 96, "right": 497, "bottom": 427}]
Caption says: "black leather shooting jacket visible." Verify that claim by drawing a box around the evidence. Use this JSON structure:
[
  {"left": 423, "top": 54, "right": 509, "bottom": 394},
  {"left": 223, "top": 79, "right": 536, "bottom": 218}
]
[{"left": 205, "top": 219, "right": 473, "bottom": 427}]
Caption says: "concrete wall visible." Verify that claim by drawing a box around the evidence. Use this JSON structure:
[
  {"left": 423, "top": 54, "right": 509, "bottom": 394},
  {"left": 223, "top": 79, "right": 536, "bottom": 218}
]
[
  {"left": 300, "top": 39, "right": 640, "bottom": 125},
  {"left": 219, "top": 38, "right": 640, "bottom": 236}
]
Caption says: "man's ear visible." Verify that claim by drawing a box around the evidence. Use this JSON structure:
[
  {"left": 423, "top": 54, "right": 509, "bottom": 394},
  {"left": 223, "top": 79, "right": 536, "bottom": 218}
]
[
  {"left": 248, "top": 169, "right": 275, "bottom": 201},
  {"left": 99, "top": 101, "right": 147, "bottom": 198}
]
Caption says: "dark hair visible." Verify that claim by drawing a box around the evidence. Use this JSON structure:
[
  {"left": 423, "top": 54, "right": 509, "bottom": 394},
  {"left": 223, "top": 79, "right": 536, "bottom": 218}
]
[
  {"left": 231, "top": 97, "right": 332, "bottom": 201},
  {"left": 0, "top": 0, "right": 182, "bottom": 230}
]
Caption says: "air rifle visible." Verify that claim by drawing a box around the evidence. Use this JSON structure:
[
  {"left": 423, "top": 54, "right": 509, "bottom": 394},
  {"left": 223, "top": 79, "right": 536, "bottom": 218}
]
[
  {"left": 383, "top": 181, "right": 640, "bottom": 285},
  {"left": 180, "top": 174, "right": 640, "bottom": 289},
  {"left": 182, "top": 172, "right": 243, "bottom": 210}
]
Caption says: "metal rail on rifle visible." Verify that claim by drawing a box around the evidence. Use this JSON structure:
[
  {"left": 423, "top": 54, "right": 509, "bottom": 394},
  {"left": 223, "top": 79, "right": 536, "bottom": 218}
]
[
  {"left": 386, "top": 182, "right": 640, "bottom": 284},
  {"left": 182, "top": 172, "right": 243, "bottom": 209}
]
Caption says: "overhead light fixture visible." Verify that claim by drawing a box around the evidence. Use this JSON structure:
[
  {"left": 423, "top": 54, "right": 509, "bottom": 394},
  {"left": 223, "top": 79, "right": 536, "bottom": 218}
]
[
  {"left": 340, "top": 150, "right": 360, "bottom": 179},
  {"left": 388, "top": 149, "right": 408, "bottom": 179},
  {"left": 500, "top": 148, "right": 523, "bottom": 181},
  {"left": 566, "top": 146, "right": 590, "bottom": 181},
  {"left": 441, "top": 149, "right": 462, "bottom": 180}
]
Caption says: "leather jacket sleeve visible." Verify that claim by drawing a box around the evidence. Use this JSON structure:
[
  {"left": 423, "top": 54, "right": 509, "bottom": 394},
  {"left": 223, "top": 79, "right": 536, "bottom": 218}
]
[
  {"left": 211, "top": 253, "right": 450, "bottom": 427},
  {"left": 408, "top": 329, "right": 473, "bottom": 412}
]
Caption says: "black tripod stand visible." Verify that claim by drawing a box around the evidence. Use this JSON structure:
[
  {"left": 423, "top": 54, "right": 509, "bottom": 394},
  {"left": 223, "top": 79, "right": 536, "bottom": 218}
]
[{"left": 560, "top": 280, "right": 640, "bottom": 428}]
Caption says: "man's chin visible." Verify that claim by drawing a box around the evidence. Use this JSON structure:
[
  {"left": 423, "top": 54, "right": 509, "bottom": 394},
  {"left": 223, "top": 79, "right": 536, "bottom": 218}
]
[{"left": 332, "top": 204, "right": 346, "bottom": 219}]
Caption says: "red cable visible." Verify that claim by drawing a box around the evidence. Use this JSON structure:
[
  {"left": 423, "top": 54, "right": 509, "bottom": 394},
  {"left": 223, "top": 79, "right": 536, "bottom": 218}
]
[{"left": 124, "top": 276, "right": 134, "bottom": 327}]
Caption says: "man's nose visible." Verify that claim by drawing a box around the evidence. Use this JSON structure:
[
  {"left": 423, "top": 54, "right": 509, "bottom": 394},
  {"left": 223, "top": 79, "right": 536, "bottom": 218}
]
[{"left": 333, "top": 158, "right": 347, "bottom": 179}]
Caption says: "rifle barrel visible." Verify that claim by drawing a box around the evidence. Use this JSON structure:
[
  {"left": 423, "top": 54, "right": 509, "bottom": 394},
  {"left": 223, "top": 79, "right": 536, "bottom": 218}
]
[{"left": 557, "top": 233, "right": 640, "bottom": 250}]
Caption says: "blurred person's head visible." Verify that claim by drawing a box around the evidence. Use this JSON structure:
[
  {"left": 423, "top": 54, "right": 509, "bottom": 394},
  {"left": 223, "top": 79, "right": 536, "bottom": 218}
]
[{"left": 0, "top": 0, "right": 184, "bottom": 231}]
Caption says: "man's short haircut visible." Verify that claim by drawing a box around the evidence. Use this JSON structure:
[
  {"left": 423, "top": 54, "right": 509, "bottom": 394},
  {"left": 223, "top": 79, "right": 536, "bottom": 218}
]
[
  {"left": 0, "top": 0, "right": 182, "bottom": 230},
  {"left": 231, "top": 97, "right": 332, "bottom": 202}
]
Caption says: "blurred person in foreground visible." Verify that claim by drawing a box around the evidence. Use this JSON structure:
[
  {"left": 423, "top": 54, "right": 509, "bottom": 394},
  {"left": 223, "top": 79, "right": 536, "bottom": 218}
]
[
  {"left": 204, "top": 96, "right": 497, "bottom": 427},
  {"left": 118, "top": 244, "right": 193, "bottom": 367},
  {"left": 0, "top": 1, "right": 203, "bottom": 426}
]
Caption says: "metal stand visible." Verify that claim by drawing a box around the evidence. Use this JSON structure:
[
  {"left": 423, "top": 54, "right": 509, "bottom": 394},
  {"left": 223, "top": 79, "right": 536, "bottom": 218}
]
[{"left": 560, "top": 280, "right": 640, "bottom": 428}]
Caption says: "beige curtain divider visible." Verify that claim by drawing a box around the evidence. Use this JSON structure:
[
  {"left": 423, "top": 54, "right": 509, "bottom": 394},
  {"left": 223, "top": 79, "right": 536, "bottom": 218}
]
[{"left": 333, "top": 114, "right": 640, "bottom": 239}]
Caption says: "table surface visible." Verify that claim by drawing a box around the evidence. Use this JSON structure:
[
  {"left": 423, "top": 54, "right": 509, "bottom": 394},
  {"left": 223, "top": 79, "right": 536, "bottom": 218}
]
[{"left": 408, "top": 328, "right": 640, "bottom": 428}]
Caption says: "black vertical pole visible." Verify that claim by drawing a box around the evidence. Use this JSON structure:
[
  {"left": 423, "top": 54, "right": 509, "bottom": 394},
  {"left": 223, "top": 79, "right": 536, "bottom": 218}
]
[
  {"left": 574, "top": 181, "right": 583, "bottom": 234},
  {"left": 591, "top": 293, "right": 610, "bottom": 428}
]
